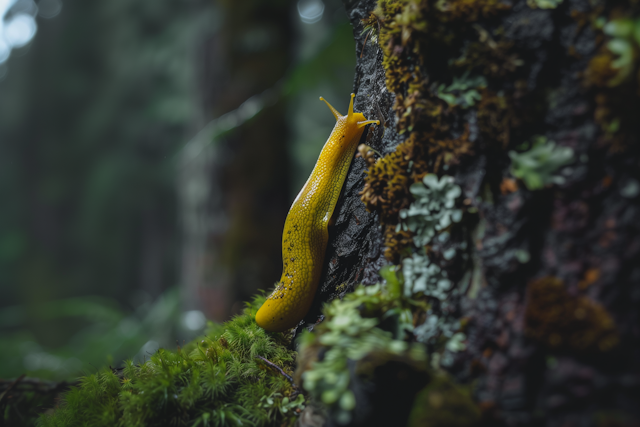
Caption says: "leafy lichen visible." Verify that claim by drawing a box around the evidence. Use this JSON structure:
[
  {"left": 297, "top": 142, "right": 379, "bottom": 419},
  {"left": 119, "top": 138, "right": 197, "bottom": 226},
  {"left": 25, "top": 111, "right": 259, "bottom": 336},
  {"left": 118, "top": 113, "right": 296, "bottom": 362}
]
[
  {"left": 509, "top": 136, "right": 575, "bottom": 190},
  {"left": 436, "top": 72, "right": 487, "bottom": 108},
  {"left": 298, "top": 280, "right": 427, "bottom": 425},
  {"left": 582, "top": 13, "right": 640, "bottom": 152},
  {"left": 398, "top": 175, "right": 463, "bottom": 248}
]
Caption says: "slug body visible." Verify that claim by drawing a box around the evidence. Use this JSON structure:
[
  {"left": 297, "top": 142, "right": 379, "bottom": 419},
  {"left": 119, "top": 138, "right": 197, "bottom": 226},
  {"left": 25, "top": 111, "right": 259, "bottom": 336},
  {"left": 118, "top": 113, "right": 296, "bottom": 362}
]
[{"left": 255, "top": 94, "right": 379, "bottom": 332}]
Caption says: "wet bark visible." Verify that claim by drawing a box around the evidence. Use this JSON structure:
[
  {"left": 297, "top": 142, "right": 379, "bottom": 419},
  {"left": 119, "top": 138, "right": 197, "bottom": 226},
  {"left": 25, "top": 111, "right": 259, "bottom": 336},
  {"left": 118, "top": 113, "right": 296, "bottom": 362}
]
[{"left": 301, "top": 0, "right": 640, "bottom": 425}]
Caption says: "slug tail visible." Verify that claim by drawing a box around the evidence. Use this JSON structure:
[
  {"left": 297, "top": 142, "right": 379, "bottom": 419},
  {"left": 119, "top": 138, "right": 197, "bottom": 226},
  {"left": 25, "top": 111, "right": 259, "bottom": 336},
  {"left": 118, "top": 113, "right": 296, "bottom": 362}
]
[{"left": 319, "top": 97, "right": 342, "bottom": 120}]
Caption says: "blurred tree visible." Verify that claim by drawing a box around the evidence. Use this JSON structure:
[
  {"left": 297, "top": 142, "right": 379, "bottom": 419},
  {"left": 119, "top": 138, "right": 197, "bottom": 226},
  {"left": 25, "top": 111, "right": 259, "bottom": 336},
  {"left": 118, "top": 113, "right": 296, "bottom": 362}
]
[
  {"left": 178, "top": 0, "right": 294, "bottom": 320},
  {"left": 180, "top": 0, "right": 357, "bottom": 321},
  {"left": 0, "top": 0, "right": 359, "bottom": 383},
  {"left": 0, "top": 0, "right": 217, "bottom": 346}
]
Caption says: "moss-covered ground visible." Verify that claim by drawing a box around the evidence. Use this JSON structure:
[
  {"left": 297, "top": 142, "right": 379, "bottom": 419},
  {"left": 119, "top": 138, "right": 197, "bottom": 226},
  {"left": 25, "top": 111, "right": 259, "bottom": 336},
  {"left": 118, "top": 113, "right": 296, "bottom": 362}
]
[{"left": 37, "top": 296, "right": 303, "bottom": 427}]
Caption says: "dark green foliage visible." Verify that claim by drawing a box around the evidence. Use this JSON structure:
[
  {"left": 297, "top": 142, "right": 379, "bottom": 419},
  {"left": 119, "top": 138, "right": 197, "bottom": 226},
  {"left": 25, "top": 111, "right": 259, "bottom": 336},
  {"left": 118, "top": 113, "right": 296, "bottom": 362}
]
[{"left": 38, "top": 296, "right": 303, "bottom": 427}]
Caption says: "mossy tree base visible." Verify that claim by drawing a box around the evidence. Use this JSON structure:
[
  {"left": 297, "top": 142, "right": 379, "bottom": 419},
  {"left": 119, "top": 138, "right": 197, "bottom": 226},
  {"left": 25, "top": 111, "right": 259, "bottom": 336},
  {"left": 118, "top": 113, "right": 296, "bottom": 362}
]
[{"left": 334, "top": 0, "right": 640, "bottom": 425}]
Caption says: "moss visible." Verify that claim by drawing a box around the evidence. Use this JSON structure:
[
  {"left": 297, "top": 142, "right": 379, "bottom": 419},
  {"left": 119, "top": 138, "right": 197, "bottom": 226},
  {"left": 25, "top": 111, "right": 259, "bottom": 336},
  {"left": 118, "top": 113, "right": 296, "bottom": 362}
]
[
  {"left": 360, "top": 12, "right": 382, "bottom": 46},
  {"left": 435, "top": 0, "right": 511, "bottom": 22},
  {"left": 408, "top": 375, "right": 481, "bottom": 427},
  {"left": 369, "top": 0, "right": 519, "bottom": 193},
  {"left": 384, "top": 224, "right": 415, "bottom": 262},
  {"left": 525, "top": 276, "right": 619, "bottom": 352},
  {"left": 374, "top": 0, "right": 481, "bottom": 171},
  {"left": 585, "top": 50, "right": 620, "bottom": 88},
  {"left": 360, "top": 137, "right": 431, "bottom": 224},
  {"left": 526, "top": 0, "right": 562, "bottom": 10},
  {"left": 452, "top": 31, "right": 523, "bottom": 78},
  {"left": 476, "top": 88, "right": 520, "bottom": 149},
  {"left": 39, "top": 295, "right": 303, "bottom": 427}
]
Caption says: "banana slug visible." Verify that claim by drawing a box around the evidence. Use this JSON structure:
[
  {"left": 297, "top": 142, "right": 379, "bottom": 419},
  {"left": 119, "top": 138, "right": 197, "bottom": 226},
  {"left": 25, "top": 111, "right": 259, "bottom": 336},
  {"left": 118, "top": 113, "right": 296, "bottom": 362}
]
[{"left": 255, "top": 93, "right": 380, "bottom": 332}]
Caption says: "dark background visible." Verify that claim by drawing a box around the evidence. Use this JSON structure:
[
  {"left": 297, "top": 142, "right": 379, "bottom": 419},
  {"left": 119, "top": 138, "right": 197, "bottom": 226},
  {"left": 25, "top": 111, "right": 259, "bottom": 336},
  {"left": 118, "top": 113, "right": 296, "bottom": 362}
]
[{"left": 0, "top": 0, "right": 355, "bottom": 381}]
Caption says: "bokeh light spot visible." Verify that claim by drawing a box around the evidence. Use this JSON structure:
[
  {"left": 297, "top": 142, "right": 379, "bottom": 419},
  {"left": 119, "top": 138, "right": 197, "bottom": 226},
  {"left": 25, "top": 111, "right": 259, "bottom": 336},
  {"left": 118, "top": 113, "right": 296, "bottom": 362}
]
[
  {"left": 182, "top": 310, "right": 206, "bottom": 331},
  {"left": 37, "top": 0, "right": 62, "bottom": 19},
  {"left": 4, "top": 13, "right": 37, "bottom": 48},
  {"left": 297, "top": 0, "right": 324, "bottom": 24}
]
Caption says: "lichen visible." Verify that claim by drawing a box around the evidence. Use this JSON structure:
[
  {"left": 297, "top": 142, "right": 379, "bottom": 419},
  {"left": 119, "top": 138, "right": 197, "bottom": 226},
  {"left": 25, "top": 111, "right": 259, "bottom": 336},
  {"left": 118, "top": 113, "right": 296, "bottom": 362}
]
[
  {"left": 601, "top": 17, "right": 640, "bottom": 87},
  {"left": 398, "top": 174, "right": 463, "bottom": 248},
  {"left": 39, "top": 296, "right": 303, "bottom": 427},
  {"left": 356, "top": 144, "right": 378, "bottom": 168},
  {"left": 436, "top": 72, "right": 487, "bottom": 108},
  {"left": 525, "top": 276, "right": 619, "bottom": 352},
  {"left": 509, "top": 136, "right": 575, "bottom": 190},
  {"left": 403, "top": 252, "right": 454, "bottom": 300},
  {"left": 582, "top": 14, "right": 640, "bottom": 152},
  {"left": 390, "top": 174, "right": 469, "bottom": 354},
  {"left": 298, "top": 282, "right": 427, "bottom": 425}
]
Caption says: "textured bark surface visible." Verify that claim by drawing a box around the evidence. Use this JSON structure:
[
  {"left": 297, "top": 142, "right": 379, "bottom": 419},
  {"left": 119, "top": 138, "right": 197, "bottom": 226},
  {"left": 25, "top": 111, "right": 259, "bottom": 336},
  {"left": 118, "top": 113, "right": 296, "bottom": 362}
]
[
  {"left": 299, "top": 0, "right": 640, "bottom": 425},
  {"left": 299, "top": 1, "right": 397, "bottom": 329}
]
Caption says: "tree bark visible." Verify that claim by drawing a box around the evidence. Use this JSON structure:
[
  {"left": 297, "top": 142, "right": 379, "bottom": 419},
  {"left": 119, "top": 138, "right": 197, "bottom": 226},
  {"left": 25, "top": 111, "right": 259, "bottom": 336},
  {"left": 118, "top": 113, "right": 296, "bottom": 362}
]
[{"left": 302, "top": 0, "right": 640, "bottom": 425}]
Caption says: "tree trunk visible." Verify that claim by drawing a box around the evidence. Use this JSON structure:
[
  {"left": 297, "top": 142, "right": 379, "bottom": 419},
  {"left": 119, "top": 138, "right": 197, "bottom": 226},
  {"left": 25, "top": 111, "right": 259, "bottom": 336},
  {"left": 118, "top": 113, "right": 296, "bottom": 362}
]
[
  {"left": 302, "top": 0, "right": 640, "bottom": 425},
  {"left": 179, "top": 0, "right": 293, "bottom": 320}
]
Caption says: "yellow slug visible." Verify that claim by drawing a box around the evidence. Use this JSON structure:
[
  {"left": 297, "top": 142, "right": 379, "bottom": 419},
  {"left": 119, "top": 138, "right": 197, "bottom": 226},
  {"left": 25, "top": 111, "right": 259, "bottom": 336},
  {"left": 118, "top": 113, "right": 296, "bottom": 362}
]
[{"left": 255, "top": 93, "right": 380, "bottom": 332}]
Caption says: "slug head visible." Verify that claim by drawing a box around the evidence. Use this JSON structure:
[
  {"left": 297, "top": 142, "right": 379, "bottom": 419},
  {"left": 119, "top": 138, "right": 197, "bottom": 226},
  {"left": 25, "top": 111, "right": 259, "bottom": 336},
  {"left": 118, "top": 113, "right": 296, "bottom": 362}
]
[{"left": 319, "top": 93, "right": 380, "bottom": 130}]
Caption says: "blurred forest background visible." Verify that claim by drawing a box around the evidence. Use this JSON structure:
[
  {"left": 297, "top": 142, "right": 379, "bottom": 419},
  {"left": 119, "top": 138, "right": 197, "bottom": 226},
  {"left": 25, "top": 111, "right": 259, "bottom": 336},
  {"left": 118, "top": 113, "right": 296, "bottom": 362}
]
[{"left": 0, "top": 0, "right": 355, "bottom": 381}]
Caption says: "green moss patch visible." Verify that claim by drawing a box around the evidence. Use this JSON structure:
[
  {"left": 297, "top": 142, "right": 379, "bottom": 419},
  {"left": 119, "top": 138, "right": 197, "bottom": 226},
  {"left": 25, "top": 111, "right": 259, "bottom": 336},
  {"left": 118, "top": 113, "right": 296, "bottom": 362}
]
[{"left": 39, "top": 296, "right": 303, "bottom": 427}]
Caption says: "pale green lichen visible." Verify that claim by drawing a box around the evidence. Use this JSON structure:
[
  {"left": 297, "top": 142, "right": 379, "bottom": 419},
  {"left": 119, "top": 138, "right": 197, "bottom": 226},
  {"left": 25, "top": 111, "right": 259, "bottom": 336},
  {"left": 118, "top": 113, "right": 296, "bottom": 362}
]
[
  {"left": 397, "top": 174, "right": 463, "bottom": 299},
  {"left": 509, "top": 136, "right": 574, "bottom": 190},
  {"left": 398, "top": 174, "right": 463, "bottom": 248},
  {"left": 300, "top": 282, "right": 425, "bottom": 425},
  {"left": 436, "top": 72, "right": 487, "bottom": 108},
  {"left": 402, "top": 252, "right": 453, "bottom": 300},
  {"left": 602, "top": 18, "right": 640, "bottom": 86},
  {"left": 445, "top": 332, "right": 467, "bottom": 352}
]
